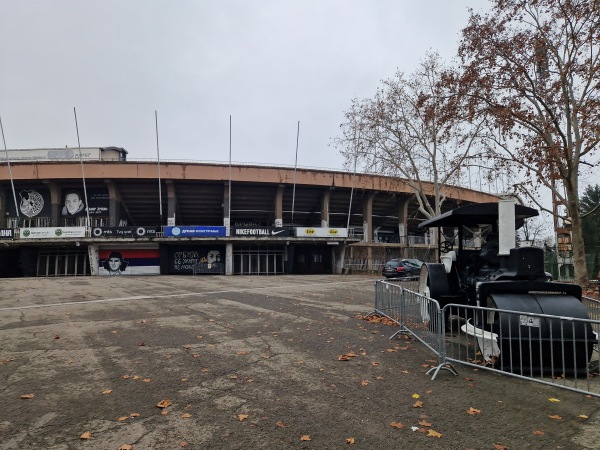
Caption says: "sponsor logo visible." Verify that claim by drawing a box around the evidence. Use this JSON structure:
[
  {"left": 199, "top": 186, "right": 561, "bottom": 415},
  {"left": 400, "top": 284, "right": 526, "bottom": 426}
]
[
  {"left": 55, "top": 229, "right": 63, "bottom": 237},
  {"left": 136, "top": 227, "right": 146, "bottom": 236},
  {"left": 305, "top": 228, "right": 316, "bottom": 235},
  {"left": 271, "top": 230, "right": 285, "bottom": 235},
  {"left": 92, "top": 227, "right": 103, "bottom": 237},
  {"left": 328, "top": 229, "right": 339, "bottom": 235},
  {"left": 172, "top": 227, "right": 181, "bottom": 236},
  {"left": 23, "top": 229, "right": 31, "bottom": 237}
]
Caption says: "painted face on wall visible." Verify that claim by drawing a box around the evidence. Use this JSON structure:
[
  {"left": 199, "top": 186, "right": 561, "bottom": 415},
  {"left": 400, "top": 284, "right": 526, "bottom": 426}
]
[
  {"left": 108, "top": 257, "right": 122, "bottom": 272},
  {"left": 207, "top": 250, "right": 221, "bottom": 264}
]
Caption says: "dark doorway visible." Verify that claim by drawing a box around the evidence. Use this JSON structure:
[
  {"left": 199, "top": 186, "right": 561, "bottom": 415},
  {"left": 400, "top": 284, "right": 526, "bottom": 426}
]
[{"left": 291, "top": 244, "right": 332, "bottom": 274}]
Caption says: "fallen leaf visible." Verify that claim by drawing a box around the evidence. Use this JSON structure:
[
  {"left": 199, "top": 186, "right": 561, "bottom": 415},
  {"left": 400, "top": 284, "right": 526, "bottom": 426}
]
[
  {"left": 157, "top": 399, "right": 172, "bottom": 408},
  {"left": 192, "top": 354, "right": 201, "bottom": 358},
  {"left": 360, "top": 380, "right": 370, "bottom": 386},
  {"left": 122, "top": 375, "right": 130, "bottom": 379},
  {"left": 238, "top": 414, "right": 249, "bottom": 421},
  {"left": 549, "top": 415, "right": 562, "bottom": 420},
  {"left": 143, "top": 378, "right": 152, "bottom": 383},
  {"left": 300, "top": 435, "right": 311, "bottom": 441},
  {"left": 181, "top": 413, "right": 192, "bottom": 418},
  {"left": 181, "top": 378, "right": 189, "bottom": 382},
  {"left": 20, "top": 394, "right": 34, "bottom": 399},
  {"left": 390, "top": 421, "right": 405, "bottom": 429},
  {"left": 119, "top": 445, "right": 133, "bottom": 450},
  {"left": 533, "top": 430, "right": 545, "bottom": 436},
  {"left": 419, "top": 419, "right": 432, "bottom": 427},
  {"left": 346, "top": 437, "right": 355, "bottom": 444},
  {"left": 160, "top": 410, "right": 169, "bottom": 416},
  {"left": 427, "top": 429, "right": 442, "bottom": 438},
  {"left": 548, "top": 398, "right": 560, "bottom": 403},
  {"left": 338, "top": 352, "right": 357, "bottom": 361},
  {"left": 276, "top": 421, "right": 288, "bottom": 428},
  {"left": 54, "top": 335, "right": 60, "bottom": 339},
  {"left": 80, "top": 431, "right": 92, "bottom": 440},
  {"left": 118, "top": 416, "right": 129, "bottom": 422},
  {"left": 401, "top": 370, "right": 410, "bottom": 374},
  {"left": 579, "top": 415, "right": 589, "bottom": 419},
  {"left": 493, "top": 445, "right": 508, "bottom": 450},
  {"left": 179, "top": 442, "right": 189, "bottom": 447},
  {"left": 371, "top": 362, "right": 380, "bottom": 366},
  {"left": 413, "top": 400, "right": 424, "bottom": 408},
  {"left": 412, "top": 394, "right": 420, "bottom": 399},
  {"left": 102, "top": 389, "right": 112, "bottom": 395},
  {"left": 467, "top": 407, "right": 481, "bottom": 415},
  {"left": 130, "top": 413, "right": 140, "bottom": 418}
]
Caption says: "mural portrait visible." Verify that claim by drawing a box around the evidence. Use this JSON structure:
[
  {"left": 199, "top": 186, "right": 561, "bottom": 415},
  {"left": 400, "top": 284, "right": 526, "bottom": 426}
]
[{"left": 102, "top": 251, "right": 129, "bottom": 275}]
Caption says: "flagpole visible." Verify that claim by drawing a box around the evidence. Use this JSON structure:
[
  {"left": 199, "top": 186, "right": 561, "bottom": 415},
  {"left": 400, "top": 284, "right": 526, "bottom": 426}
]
[
  {"left": 291, "top": 121, "right": 300, "bottom": 226},
  {"left": 0, "top": 116, "right": 20, "bottom": 224},
  {"left": 155, "top": 110, "right": 163, "bottom": 224},
  {"left": 73, "top": 107, "right": 91, "bottom": 228}
]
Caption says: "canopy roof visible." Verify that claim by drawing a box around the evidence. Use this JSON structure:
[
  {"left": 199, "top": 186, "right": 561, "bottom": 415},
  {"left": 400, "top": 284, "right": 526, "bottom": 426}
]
[{"left": 418, "top": 202, "right": 538, "bottom": 229}]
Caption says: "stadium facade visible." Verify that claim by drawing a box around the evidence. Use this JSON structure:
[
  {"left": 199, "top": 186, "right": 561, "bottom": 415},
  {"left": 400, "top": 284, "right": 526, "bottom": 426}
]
[{"left": 0, "top": 147, "right": 499, "bottom": 277}]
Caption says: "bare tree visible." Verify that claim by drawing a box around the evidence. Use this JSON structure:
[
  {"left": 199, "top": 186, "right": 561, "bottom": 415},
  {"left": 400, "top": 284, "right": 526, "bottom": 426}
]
[
  {"left": 334, "top": 52, "right": 485, "bottom": 221},
  {"left": 456, "top": 0, "right": 600, "bottom": 285}
]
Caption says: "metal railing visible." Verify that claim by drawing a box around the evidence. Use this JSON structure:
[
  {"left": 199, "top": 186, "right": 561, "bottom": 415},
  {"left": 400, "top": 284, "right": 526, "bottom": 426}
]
[{"left": 371, "top": 280, "right": 600, "bottom": 397}]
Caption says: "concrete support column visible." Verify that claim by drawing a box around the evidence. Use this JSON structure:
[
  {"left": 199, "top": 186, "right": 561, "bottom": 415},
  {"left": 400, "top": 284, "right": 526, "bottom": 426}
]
[
  {"left": 88, "top": 244, "right": 99, "bottom": 276},
  {"left": 223, "top": 182, "right": 231, "bottom": 232},
  {"left": 274, "top": 184, "right": 284, "bottom": 227},
  {"left": 332, "top": 243, "right": 346, "bottom": 274},
  {"left": 0, "top": 188, "right": 6, "bottom": 227},
  {"left": 396, "top": 197, "right": 410, "bottom": 246},
  {"left": 46, "top": 181, "right": 61, "bottom": 227},
  {"left": 104, "top": 180, "right": 121, "bottom": 227},
  {"left": 362, "top": 193, "right": 375, "bottom": 243},
  {"left": 362, "top": 193, "right": 375, "bottom": 270},
  {"left": 166, "top": 180, "right": 177, "bottom": 226},
  {"left": 225, "top": 242, "right": 233, "bottom": 275},
  {"left": 321, "top": 189, "right": 331, "bottom": 228}
]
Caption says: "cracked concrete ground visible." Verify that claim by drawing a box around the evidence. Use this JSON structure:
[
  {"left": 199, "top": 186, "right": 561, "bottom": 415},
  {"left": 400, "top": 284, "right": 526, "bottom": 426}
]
[{"left": 1, "top": 275, "right": 600, "bottom": 449}]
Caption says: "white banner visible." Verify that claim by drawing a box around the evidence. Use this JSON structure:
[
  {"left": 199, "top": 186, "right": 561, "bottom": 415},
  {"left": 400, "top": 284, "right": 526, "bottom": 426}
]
[
  {"left": 20, "top": 227, "right": 87, "bottom": 239},
  {"left": 295, "top": 227, "right": 348, "bottom": 238}
]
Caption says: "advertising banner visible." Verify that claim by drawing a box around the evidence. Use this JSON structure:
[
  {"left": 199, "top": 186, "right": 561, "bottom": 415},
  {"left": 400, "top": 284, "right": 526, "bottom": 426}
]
[
  {"left": 20, "top": 227, "right": 87, "bottom": 239},
  {"left": 98, "top": 248, "right": 161, "bottom": 276},
  {"left": 92, "top": 227, "right": 160, "bottom": 238},
  {"left": 0, "top": 228, "right": 14, "bottom": 239},
  {"left": 163, "top": 226, "right": 227, "bottom": 237},
  {"left": 231, "top": 227, "right": 292, "bottom": 237},
  {"left": 295, "top": 227, "right": 348, "bottom": 238}
]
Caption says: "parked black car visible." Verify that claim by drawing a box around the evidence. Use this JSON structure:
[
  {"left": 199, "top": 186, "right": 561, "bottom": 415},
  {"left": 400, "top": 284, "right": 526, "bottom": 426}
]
[{"left": 381, "top": 259, "right": 420, "bottom": 278}]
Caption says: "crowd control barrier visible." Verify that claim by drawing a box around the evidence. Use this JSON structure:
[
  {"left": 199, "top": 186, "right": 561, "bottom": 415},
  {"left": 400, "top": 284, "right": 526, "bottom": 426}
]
[{"left": 371, "top": 280, "right": 600, "bottom": 397}]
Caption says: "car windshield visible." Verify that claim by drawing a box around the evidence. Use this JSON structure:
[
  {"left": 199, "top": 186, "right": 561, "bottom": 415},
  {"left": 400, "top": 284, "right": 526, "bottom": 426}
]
[{"left": 385, "top": 261, "right": 400, "bottom": 267}]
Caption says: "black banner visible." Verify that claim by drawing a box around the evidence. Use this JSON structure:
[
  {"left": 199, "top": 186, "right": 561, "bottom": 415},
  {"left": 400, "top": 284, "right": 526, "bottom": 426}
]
[
  {"left": 167, "top": 245, "right": 225, "bottom": 274},
  {"left": 0, "top": 228, "right": 14, "bottom": 239},
  {"left": 92, "top": 227, "right": 160, "bottom": 238},
  {"left": 6, "top": 186, "right": 52, "bottom": 218},
  {"left": 231, "top": 227, "right": 292, "bottom": 237}
]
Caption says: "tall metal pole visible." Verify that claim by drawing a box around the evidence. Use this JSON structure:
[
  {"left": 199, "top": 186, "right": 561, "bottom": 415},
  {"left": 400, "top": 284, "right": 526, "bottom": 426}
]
[
  {"left": 291, "top": 121, "right": 300, "bottom": 226},
  {"left": 346, "top": 152, "right": 358, "bottom": 230},
  {"left": 228, "top": 115, "right": 232, "bottom": 229},
  {"left": 73, "top": 107, "right": 91, "bottom": 228},
  {"left": 155, "top": 110, "right": 163, "bottom": 223},
  {"left": 0, "top": 116, "right": 20, "bottom": 224}
]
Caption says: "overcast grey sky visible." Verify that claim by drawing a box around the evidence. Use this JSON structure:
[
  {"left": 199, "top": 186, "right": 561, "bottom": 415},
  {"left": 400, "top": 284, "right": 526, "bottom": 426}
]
[{"left": 1, "top": 0, "right": 489, "bottom": 170}]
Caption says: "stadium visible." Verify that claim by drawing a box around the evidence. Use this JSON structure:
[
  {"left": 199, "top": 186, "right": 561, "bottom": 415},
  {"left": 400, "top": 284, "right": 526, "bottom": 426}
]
[{"left": 0, "top": 146, "right": 499, "bottom": 277}]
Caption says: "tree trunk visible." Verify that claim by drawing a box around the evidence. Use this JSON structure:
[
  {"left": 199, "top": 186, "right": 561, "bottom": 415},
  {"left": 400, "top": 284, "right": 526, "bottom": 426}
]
[{"left": 567, "top": 187, "right": 589, "bottom": 286}]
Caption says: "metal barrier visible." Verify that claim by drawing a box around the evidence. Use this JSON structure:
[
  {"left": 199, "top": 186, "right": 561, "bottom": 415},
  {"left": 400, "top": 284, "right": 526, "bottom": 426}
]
[{"left": 371, "top": 280, "right": 600, "bottom": 397}]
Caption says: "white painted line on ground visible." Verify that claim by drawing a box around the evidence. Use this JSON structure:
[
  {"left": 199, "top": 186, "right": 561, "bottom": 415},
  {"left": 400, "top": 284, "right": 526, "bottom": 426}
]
[{"left": 0, "top": 279, "right": 374, "bottom": 312}]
